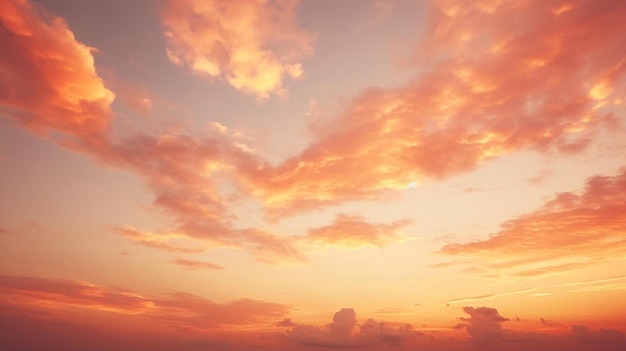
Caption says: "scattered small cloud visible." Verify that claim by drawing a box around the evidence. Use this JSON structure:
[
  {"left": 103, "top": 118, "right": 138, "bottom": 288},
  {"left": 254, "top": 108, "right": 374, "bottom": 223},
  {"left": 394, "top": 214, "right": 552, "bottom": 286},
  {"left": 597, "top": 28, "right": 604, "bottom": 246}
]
[
  {"left": 172, "top": 257, "right": 224, "bottom": 270},
  {"left": 527, "top": 169, "right": 552, "bottom": 185},
  {"left": 302, "top": 214, "right": 411, "bottom": 249}
]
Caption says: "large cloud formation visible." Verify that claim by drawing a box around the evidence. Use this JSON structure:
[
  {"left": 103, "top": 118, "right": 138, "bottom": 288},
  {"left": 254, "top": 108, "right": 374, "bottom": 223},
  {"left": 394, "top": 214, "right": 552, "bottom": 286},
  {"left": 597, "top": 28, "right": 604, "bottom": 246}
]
[
  {"left": 240, "top": 0, "right": 626, "bottom": 218},
  {"left": 0, "top": 0, "right": 304, "bottom": 264},
  {"left": 0, "top": 0, "right": 114, "bottom": 143},
  {"left": 162, "top": 0, "right": 314, "bottom": 99},
  {"left": 2, "top": 0, "right": 626, "bottom": 265}
]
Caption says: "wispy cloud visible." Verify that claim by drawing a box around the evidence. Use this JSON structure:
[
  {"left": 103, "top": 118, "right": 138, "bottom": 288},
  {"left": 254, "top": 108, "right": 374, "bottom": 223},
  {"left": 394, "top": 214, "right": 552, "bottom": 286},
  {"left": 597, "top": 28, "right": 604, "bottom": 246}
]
[
  {"left": 527, "top": 169, "right": 552, "bottom": 185},
  {"left": 555, "top": 275, "right": 626, "bottom": 288},
  {"left": 0, "top": 275, "right": 288, "bottom": 331},
  {"left": 448, "top": 288, "right": 537, "bottom": 305},
  {"left": 172, "top": 258, "right": 224, "bottom": 270},
  {"left": 0, "top": 1, "right": 304, "bottom": 264},
  {"left": 114, "top": 226, "right": 207, "bottom": 254},
  {"left": 440, "top": 168, "right": 626, "bottom": 277},
  {"left": 302, "top": 214, "right": 411, "bottom": 249}
]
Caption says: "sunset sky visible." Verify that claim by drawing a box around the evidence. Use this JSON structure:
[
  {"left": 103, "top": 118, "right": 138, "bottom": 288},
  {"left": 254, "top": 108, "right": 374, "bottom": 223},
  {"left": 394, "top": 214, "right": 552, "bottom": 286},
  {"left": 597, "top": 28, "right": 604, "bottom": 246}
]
[{"left": 1, "top": 0, "right": 626, "bottom": 350}]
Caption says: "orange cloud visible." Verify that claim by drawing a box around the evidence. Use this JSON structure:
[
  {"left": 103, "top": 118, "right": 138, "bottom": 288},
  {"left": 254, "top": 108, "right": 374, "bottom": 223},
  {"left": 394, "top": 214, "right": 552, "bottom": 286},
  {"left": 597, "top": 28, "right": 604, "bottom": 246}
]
[
  {"left": 172, "top": 258, "right": 224, "bottom": 270},
  {"left": 303, "top": 214, "right": 411, "bottom": 248},
  {"left": 440, "top": 168, "right": 626, "bottom": 277},
  {"left": 239, "top": 0, "right": 626, "bottom": 218},
  {"left": 162, "top": 0, "right": 314, "bottom": 99},
  {"left": 0, "top": 0, "right": 114, "bottom": 144},
  {"left": 97, "top": 124, "right": 308, "bottom": 264},
  {"left": 2, "top": 278, "right": 624, "bottom": 351},
  {"left": 115, "top": 227, "right": 207, "bottom": 254},
  {"left": 3, "top": 0, "right": 625, "bottom": 266},
  {"left": 0, "top": 275, "right": 289, "bottom": 332},
  {"left": 0, "top": 0, "right": 301, "bottom": 267}
]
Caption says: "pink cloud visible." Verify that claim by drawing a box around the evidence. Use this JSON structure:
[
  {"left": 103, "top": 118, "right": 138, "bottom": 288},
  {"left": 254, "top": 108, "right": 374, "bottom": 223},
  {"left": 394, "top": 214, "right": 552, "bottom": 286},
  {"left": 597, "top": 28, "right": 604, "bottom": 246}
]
[
  {"left": 162, "top": 0, "right": 314, "bottom": 99},
  {"left": 0, "top": 0, "right": 114, "bottom": 143},
  {"left": 114, "top": 226, "right": 207, "bottom": 254},
  {"left": 172, "top": 257, "right": 224, "bottom": 270},
  {"left": 0, "top": 0, "right": 305, "bottom": 264},
  {"left": 2, "top": 282, "right": 624, "bottom": 351},
  {"left": 0, "top": 0, "right": 300, "bottom": 262},
  {"left": 303, "top": 214, "right": 411, "bottom": 248},
  {"left": 0, "top": 275, "right": 288, "bottom": 331},
  {"left": 284, "top": 308, "right": 421, "bottom": 348},
  {"left": 3, "top": 0, "right": 626, "bottom": 266},
  {"left": 440, "top": 168, "right": 626, "bottom": 277},
  {"left": 239, "top": 0, "right": 626, "bottom": 218}
]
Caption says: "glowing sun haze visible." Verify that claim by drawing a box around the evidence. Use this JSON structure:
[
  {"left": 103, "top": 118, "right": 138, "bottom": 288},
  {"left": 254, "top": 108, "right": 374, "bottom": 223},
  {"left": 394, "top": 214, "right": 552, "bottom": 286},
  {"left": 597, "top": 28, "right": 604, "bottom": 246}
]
[{"left": 1, "top": 0, "right": 625, "bottom": 350}]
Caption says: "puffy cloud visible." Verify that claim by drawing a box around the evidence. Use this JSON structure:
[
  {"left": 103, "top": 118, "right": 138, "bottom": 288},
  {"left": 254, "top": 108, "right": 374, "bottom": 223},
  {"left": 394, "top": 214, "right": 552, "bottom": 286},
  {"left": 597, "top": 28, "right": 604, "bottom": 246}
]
[
  {"left": 303, "top": 214, "right": 411, "bottom": 249},
  {"left": 284, "top": 308, "right": 420, "bottom": 348},
  {"left": 101, "top": 129, "right": 306, "bottom": 263},
  {"left": 458, "top": 307, "right": 509, "bottom": 342},
  {"left": 240, "top": 0, "right": 626, "bottom": 218},
  {"left": 359, "top": 319, "right": 417, "bottom": 346},
  {"left": 162, "top": 0, "right": 314, "bottom": 99},
  {"left": 448, "top": 288, "right": 536, "bottom": 305},
  {"left": 0, "top": 0, "right": 114, "bottom": 143},
  {"left": 440, "top": 168, "right": 626, "bottom": 277},
  {"left": 329, "top": 308, "right": 357, "bottom": 339},
  {"left": 2, "top": 276, "right": 625, "bottom": 351},
  {"left": 455, "top": 306, "right": 559, "bottom": 348},
  {"left": 4, "top": 0, "right": 626, "bottom": 267}
]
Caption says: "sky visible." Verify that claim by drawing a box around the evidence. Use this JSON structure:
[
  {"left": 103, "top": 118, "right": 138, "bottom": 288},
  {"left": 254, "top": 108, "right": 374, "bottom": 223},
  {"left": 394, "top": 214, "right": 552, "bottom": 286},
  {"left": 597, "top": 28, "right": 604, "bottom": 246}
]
[{"left": 1, "top": 0, "right": 625, "bottom": 350}]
